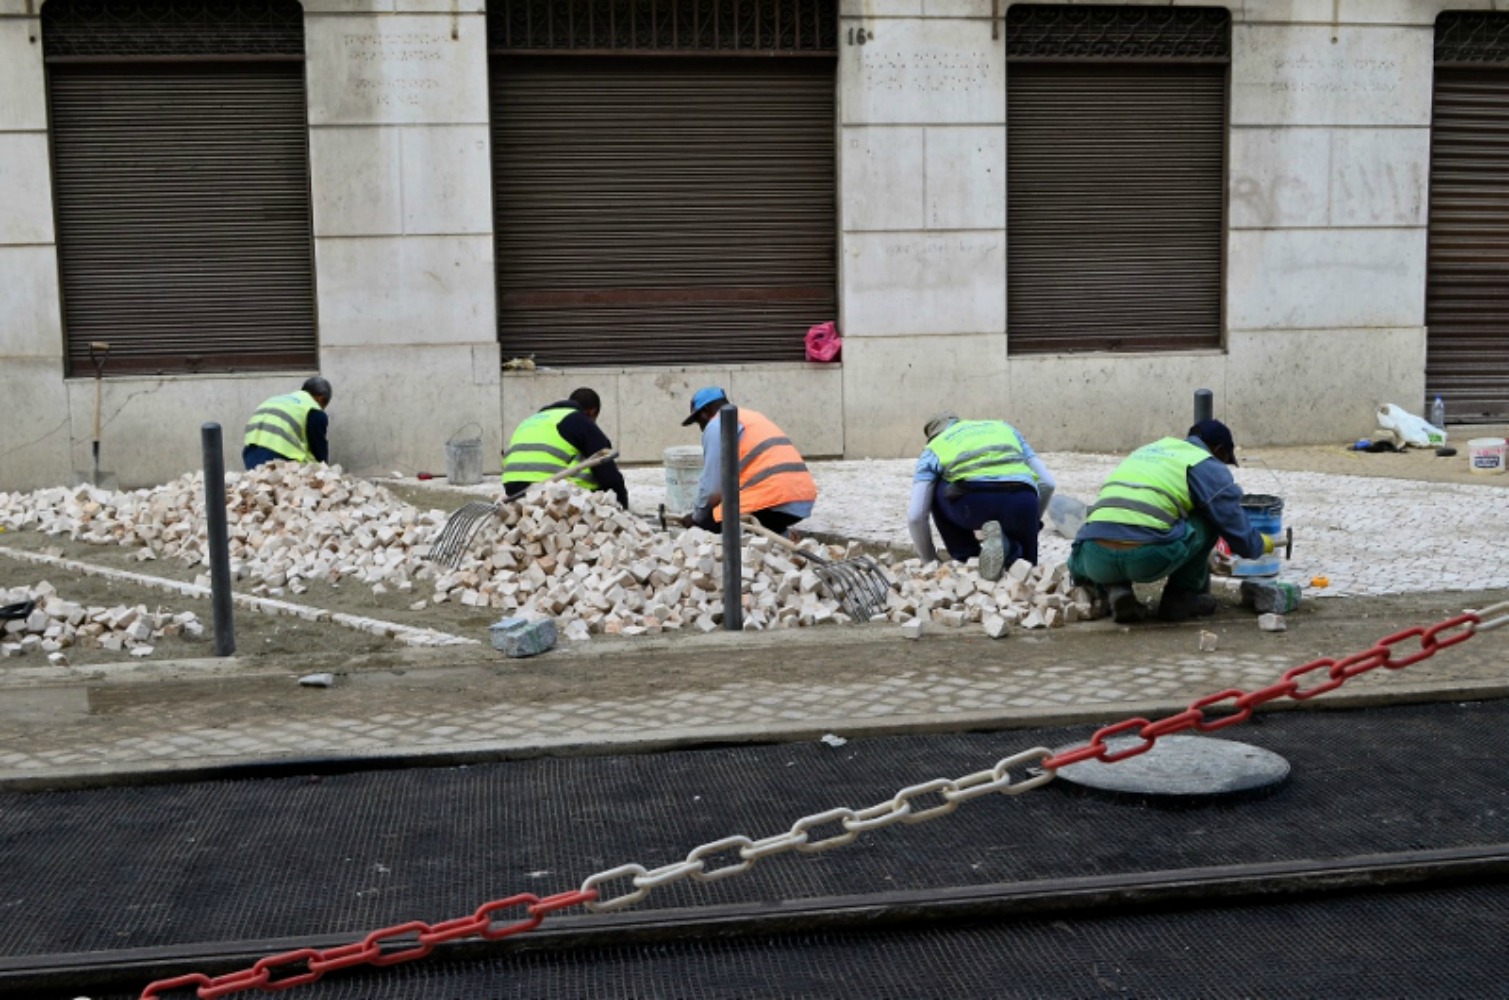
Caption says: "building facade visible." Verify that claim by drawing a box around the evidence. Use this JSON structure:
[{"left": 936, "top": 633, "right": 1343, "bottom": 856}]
[{"left": 2, "top": 0, "right": 1507, "bottom": 490}]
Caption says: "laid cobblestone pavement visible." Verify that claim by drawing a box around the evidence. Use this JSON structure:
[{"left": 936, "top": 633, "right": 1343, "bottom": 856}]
[{"left": 3, "top": 448, "right": 1508, "bottom": 788}]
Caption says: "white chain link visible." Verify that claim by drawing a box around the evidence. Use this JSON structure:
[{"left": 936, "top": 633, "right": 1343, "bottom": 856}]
[
  {"left": 580, "top": 746, "right": 1055, "bottom": 913},
  {"left": 1472, "top": 600, "right": 1509, "bottom": 633}
]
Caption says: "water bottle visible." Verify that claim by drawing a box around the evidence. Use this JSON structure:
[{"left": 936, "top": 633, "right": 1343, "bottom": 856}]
[{"left": 1429, "top": 395, "right": 1446, "bottom": 446}]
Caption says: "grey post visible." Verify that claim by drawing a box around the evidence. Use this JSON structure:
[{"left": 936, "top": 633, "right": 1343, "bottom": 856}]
[
  {"left": 719, "top": 403, "right": 743, "bottom": 631},
  {"left": 200, "top": 423, "right": 236, "bottom": 657},
  {"left": 1194, "top": 389, "right": 1214, "bottom": 425}
]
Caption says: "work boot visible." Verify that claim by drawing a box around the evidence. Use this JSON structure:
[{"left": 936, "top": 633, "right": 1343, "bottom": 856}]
[
  {"left": 1156, "top": 586, "right": 1219, "bottom": 622},
  {"left": 978, "top": 521, "right": 1006, "bottom": 582},
  {"left": 1105, "top": 583, "right": 1145, "bottom": 624}
]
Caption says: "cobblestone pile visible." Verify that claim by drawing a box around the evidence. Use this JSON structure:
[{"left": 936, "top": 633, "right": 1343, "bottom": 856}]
[
  {"left": 0, "top": 581, "right": 202, "bottom": 664},
  {"left": 1, "top": 465, "right": 1092, "bottom": 639}
]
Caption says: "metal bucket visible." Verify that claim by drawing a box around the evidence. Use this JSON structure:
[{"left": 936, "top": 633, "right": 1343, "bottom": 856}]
[
  {"left": 1232, "top": 494, "right": 1283, "bottom": 578},
  {"left": 445, "top": 423, "right": 484, "bottom": 486},
  {"left": 663, "top": 445, "right": 703, "bottom": 514}
]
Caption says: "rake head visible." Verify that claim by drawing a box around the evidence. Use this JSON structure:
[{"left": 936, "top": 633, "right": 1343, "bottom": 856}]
[
  {"left": 426, "top": 500, "right": 500, "bottom": 568},
  {"left": 812, "top": 556, "right": 892, "bottom": 623}
]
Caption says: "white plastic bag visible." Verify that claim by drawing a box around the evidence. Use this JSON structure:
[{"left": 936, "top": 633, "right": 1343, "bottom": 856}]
[
  {"left": 1046, "top": 493, "right": 1087, "bottom": 539},
  {"left": 1376, "top": 403, "right": 1446, "bottom": 448}
]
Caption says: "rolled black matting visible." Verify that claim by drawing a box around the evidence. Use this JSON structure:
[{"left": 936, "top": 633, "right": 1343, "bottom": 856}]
[
  {"left": 3, "top": 701, "right": 1506, "bottom": 995},
  {"left": 87, "top": 882, "right": 1509, "bottom": 1000}
]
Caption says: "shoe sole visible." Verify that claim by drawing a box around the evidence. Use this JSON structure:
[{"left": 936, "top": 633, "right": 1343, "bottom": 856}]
[
  {"left": 979, "top": 521, "right": 1005, "bottom": 582},
  {"left": 1110, "top": 589, "right": 1144, "bottom": 624}
]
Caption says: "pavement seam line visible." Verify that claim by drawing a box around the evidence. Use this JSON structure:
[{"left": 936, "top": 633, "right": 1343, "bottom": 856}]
[{"left": 0, "top": 544, "right": 477, "bottom": 648}]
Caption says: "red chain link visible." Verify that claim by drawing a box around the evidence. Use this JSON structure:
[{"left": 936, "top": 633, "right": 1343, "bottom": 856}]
[
  {"left": 139, "top": 889, "right": 596, "bottom": 999},
  {"left": 1042, "top": 612, "right": 1481, "bottom": 770}
]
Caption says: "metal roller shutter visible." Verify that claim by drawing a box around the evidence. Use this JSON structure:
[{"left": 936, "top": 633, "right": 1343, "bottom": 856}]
[
  {"left": 1007, "top": 62, "right": 1226, "bottom": 354},
  {"left": 1427, "top": 68, "right": 1509, "bottom": 418},
  {"left": 48, "top": 64, "right": 317, "bottom": 377},
  {"left": 490, "top": 57, "right": 836, "bottom": 368}
]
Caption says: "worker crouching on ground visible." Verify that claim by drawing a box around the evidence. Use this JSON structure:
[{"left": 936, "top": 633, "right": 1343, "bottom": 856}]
[
  {"left": 678, "top": 387, "right": 817, "bottom": 536},
  {"left": 242, "top": 377, "right": 333, "bottom": 471},
  {"left": 502, "top": 387, "right": 628, "bottom": 507},
  {"left": 908, "top": 411, "right": 1056, "bottom": 582},
  {"left": 1069, "top": 419, "right": 1279, "bottom": 624}
]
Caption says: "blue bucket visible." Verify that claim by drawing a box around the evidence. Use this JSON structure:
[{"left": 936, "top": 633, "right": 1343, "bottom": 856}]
[{"left": 1231, "top": 494, "right": 1283, "bottom": 577}]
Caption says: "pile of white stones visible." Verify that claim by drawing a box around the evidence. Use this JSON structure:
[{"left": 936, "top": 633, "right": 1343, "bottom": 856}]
[
  {"left": 1, "top": 465, "right": 1100, "bottom": 640},
  {"left": 0, "top": 465, "right": 444, "bottom": 599},
  {"left": 0, "top": 581, "right": 203, "bottom": 664}
]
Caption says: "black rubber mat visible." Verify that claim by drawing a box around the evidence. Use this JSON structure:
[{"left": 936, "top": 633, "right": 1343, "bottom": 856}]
[
  {"left": 3, "top": 701, "right": 1506, "bottom": 973},
  {"left": 90, "top": 882, "right": 1509, "bottom": 999}
]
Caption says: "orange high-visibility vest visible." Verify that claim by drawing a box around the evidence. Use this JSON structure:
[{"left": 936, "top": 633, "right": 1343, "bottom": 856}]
[{"left": 711, "top": 409, "right": 817, "bottom": 521}]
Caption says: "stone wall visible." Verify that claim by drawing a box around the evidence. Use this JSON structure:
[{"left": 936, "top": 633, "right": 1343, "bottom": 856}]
[
  {"left": 835, "top": 0, "right": 1465, "bottom": 456},
  {"left": 0, "top": 0, "right": 1490, "bottom": 489}
]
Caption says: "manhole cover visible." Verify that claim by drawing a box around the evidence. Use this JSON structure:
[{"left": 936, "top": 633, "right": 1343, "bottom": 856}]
[{"left": 1051, "top": 734, "right": 1290, "bottom": 801}]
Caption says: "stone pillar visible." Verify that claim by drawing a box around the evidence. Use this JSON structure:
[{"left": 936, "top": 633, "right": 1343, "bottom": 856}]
[
  {"left": 0, "top": 3, "right": 70, "bottom": 489},
  {"left": 1225, "top": 3, "right": 1437, "bottom": 443},
  {"left": 304, "top": 0, "right": 501, "bottom": 477},
  {"left": 838, "top": 1, "right": 1007, "bottom": 458}
]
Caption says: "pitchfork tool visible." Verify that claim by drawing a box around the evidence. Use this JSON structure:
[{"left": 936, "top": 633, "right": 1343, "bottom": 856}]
[
  {"left": 741, "top": 517, "right": 892, "bottom": 623},
  {"left": 426, "top": 448, "right": 618, "bottom": 568}
]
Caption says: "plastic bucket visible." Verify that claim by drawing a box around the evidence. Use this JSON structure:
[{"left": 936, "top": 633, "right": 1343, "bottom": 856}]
[
  {"left": 1468, "top": 437, "right": 1507, "bottom": 475},
  {"left": 663, "top": 445, "right": 704, "bottom": 514},
  {"left": 445, "top": 423, "right": 484, "bottom": 486},
  {"left": 1231, "top": 494, "right": 1283, "bottom": 578}
]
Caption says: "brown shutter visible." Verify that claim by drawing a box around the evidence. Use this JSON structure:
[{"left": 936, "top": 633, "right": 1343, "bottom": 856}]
[
  {"left": 490, "top": 56, "right": 836, "bottom": 367},
  {"left": 48, "top": 63, "right": 317, "bottom": 377},
  {"left": 1007, "top": 62, "right": 1226, "bottom": 354},
  {"left": 1427, "top": 67, "right": 1509, "bottom": 418}
]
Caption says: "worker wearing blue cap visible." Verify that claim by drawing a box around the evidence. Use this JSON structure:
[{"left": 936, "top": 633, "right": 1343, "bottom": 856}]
[
  {"left": 1069, "top": 419, "right": 1279, "bottom": 623},
  {"left": 677, "top": 387, "right": 817, "bottom": 535}
]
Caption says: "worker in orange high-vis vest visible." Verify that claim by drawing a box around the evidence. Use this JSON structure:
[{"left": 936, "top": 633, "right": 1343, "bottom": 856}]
[{"left": 677, "top": 387, "right": 817, "bottom": 537}]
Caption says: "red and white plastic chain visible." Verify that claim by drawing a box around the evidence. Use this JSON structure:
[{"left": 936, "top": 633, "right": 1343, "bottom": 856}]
[{"left": 141, "top": 600, "right": 1509, "bottom": 998}]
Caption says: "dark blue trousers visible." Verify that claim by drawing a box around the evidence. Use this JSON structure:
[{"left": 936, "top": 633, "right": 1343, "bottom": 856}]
[{"left": 931, "top": 487, "right": 1041, "bottom": 566}]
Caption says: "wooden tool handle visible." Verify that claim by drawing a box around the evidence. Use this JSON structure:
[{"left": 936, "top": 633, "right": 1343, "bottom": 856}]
[
  {"left": 740, "top": 516, "right": 829, "bottom": 565},
  {"left": 511, "top": 448, "right": 618, "bottom": 501}
]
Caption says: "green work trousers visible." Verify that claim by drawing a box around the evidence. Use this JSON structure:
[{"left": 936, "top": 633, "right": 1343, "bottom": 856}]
[{"left": 1068, "top": 515, "right": 1217, "bottom": 594}]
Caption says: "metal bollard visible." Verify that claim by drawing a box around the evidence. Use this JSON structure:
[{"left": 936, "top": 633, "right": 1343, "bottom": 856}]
[
  {"left": 200, "top": 423, "right": 235, "bottom": 657},
  {"left": 719, "top": 404, "right": 743, "bottom": 632},
  {"left": 1194, "top": 389, "right": 1214, "bottom": 425}
]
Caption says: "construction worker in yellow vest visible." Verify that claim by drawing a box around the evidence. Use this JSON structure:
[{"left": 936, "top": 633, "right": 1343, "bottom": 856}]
[
  {"left": 502, "top": 387, "right": 628, "bottom": 506},
  {"left": 242, "top": 377, "right": 333, "bottom": 471},
  {"left": 908, "top": 411, "right": 1056, "bottom": 582},
  {"left": 676, "top": 387, "right": 817, "bottom": 536},
  {"left": 1069, "top": 419, "right": 1280, "bottom": 624}
]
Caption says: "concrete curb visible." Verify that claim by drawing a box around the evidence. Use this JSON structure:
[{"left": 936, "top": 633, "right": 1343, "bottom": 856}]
[{"left": 6, "top": 677, "right": 1505, "bottom": 793}]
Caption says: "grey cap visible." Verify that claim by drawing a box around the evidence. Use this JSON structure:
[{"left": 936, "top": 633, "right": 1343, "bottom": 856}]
[{"left": 923, "top": 410, "right": 958, "bottom": 441}]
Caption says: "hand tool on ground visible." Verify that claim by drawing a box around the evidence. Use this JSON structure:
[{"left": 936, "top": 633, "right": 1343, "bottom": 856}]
[
  {"left": 427, "top": 448, "right": 618, "bottom": 568},
  {"left": 417, "top": 472, "right": 446, "bottom": 481},
  {"left": 88, "top": 340, "right": 109, "bottom": 486},
  {"left": 0, "top": 600, "right": 36, "bottom": 623},
  {"left": 740, "top": 517, "right": 892, "bottom": 623}
]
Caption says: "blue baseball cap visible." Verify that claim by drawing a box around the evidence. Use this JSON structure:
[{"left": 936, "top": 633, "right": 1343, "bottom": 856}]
[{"left": 682, "top": 386, "right": 730, "bottom": 426}]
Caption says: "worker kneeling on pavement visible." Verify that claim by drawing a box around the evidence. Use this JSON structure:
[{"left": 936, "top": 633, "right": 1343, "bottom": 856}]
[
  {"left": 678, "top": 387, "right": 817, "bottom": 536},
  {"left": 243, "top": 377, "right": 333, "bottom": 471},
  {"left": 502, "top": 387, "right": 628, "bottom": 507},
  {"left": 909, "top": 411, "right": 1056, "bottom": 582},
  {"left": 1069, "top": 419, "right": 1280, "bottom": 624}
]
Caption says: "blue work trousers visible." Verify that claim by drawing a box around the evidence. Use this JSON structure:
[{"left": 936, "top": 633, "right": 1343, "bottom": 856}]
[{"left": 932, "top": 486, "right": 1041, "bottom": 566}]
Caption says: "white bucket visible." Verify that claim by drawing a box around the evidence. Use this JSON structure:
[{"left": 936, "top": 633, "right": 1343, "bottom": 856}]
[
  {"left": 663, "top": 445, "right": 704, "bottom": 514},
  {"left": 1467, "top": 437, "right": 1507, "bottom": 475}
]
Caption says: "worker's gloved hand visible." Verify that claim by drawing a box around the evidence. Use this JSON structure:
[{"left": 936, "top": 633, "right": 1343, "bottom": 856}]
[{"left": 1261, "top": 533, "right": 1278, "bottom": 555}]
